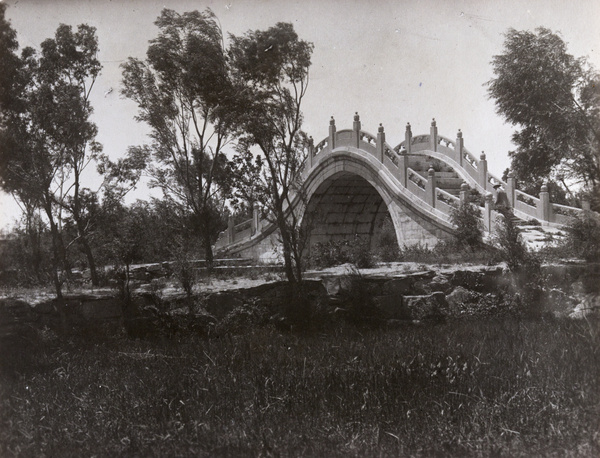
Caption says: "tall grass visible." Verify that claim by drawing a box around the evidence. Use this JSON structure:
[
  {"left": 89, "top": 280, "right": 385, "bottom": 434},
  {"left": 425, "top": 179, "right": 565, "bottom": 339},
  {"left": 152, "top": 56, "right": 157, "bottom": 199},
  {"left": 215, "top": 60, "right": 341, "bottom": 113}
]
[{"left": 1, "top": 319, "right": 598, "bottom": 456}]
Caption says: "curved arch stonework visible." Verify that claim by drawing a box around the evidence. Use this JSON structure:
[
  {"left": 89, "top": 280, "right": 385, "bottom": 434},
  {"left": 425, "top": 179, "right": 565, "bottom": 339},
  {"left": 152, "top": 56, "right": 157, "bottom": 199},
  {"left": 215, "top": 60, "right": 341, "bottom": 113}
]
[
  {"left": 215, "top": 117, "right": 592, "bottom": 262},
  {"left": 301, "top": 149, "right": 453, "bottom": 251}
]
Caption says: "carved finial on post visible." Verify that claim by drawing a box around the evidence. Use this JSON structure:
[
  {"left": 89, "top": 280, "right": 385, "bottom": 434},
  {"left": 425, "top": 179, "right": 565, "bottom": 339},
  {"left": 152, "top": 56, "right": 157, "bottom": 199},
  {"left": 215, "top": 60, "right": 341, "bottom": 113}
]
[
  {"left": 456, "top": 129, "right": 464, "bottom": 166},
  {"left": 479, "top": 151, "right": 488, "bottom": 191},
  {"left": 426, "top": 167, "right": 437, "bottom": 207},
  {"left": 582, "top": 198, "right": 591, "bottom": 212},
  {"left": 252, "top": 201, "right": 260, "bottom": 235},
  {"left": 538, "top": 182, "right": 551, "bottom": 224},
  {"left": 405, "top": 122, "right": 412, "bottom": 154},
  {"left": 353, "top": 112, "right": 361, "bottom": 147},
  {"left": 484, "top": 192, "right": 494, "bottom": 232},
  {"left": 377, "top": 123, "right": 385, "bottom": 162},
  {"left": 506, "top": 171, "right": 516, "bottom": 207},
  {"left": 430, "top": 118, "right": 438, "bottom": 151},
  {"left": 328, "top": 116, "right": 336, "bottom": 150}
]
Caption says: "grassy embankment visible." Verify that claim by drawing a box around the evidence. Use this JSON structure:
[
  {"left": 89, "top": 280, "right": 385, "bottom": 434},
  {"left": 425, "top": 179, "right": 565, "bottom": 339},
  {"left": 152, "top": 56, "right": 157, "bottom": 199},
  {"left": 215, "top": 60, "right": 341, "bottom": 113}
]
[{"left": 1, "top": 317, "right": 598, "bottom": 457}]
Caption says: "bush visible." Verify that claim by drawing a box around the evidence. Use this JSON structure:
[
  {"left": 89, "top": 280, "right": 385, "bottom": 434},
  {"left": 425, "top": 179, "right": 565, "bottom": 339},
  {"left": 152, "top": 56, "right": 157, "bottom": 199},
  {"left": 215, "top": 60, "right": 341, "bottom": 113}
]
[
  {"left": 337, "top": 267, "right": 382, "bottom": 326},
  {"left": 566, "top": 213, "right": 600, "bottom": 262},
  {"left": 309, "top": 240, "right": 352, "bottom": 268},
  {"left": 450, "top": 201, "right": 484, "bottom": 250},
  {"left": 493, "top": 214, "right": 543, "bottom": 314},
  {"left": 309, "top": 235, "right": 375, "bottom": 269},
  {"left": 350, "top": 235, "right": 375, "bottom": 269},
  {"left": 493, "top": 214, "right": 531, "bottom": 272},
  {"left": 375, "top": 216, "right": 399, "bottom": 262}
]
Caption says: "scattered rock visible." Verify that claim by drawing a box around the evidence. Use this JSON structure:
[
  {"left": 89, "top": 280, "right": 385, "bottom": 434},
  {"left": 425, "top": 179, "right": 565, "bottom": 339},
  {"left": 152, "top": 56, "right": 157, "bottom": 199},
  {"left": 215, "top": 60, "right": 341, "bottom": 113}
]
[
  {"left": 202, "top": 292, "right": 244, "bottom": 319},
  {"left": 403, "top": 292, "right": 447, "bottom": 321}
]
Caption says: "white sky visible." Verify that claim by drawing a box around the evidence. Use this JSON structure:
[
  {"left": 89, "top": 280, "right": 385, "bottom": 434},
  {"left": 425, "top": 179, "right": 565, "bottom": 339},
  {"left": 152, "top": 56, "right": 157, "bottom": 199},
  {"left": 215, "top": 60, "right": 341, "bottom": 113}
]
[{"left": 1, "top": 0, "right": 600, "bottom": 230}]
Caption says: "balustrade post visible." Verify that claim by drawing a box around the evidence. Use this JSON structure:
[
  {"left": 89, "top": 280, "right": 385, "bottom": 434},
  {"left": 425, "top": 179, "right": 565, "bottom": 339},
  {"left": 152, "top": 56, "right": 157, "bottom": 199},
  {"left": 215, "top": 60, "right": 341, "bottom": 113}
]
[
  {"left": 506, "top": 172, "right": 516, "bottom": 207},
  {"left": 459, "top": 182, "right": 469, "bottom": 204},
  {"left": 376, "top": 123, "right": 385, "bottom": 162},
  {"left": 479, "top": 151, "right": 488, "bottom": 191},
  {"left": 352, "top": 112, "right": 361, "bottom": 148},
  {"left": 582, "top": 198, "right": 591, "bottom": 212},
  {"left": 538, "top": 183, "right": 551, "bottom": 224},
  {"left": 405, "top": 122, "right": 412, "bottom": 154},
  {"left": 484, "top": 192, "right": 493, "bottom": 232},
  {"left": 455, "top": 129, "right": 464, "bottom": 166},
  {"left": 430, "top": 118, "right": 438, "bottom": 152},
  {"left": 252, "top": 202, "right": 260, "bottom": 235},
  {"left": 227, "top": 216, "right": 235, "bottom": 244},
  {"left": 328, "top": 116, "right": 336, "bottom": 151},
  {"left": 397, "top": 149, "right": 408, "bottom": 187},
  {"left": 426, "top": 167, "right": 437, "bottom": 207},
  {"left": 307, "top": 136, "right": 314, "bottom": 169}
]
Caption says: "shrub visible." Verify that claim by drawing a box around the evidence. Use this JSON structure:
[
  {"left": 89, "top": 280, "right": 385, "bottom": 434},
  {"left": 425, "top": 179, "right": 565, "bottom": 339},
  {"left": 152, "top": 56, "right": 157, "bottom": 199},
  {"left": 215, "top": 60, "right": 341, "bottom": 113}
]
[
  {"left": 309, "top": 235, "right": 375, "bottom": 269},
  {"left": 375, "top": 216, "right": 399, "bottom": 262},
  {"left": 309, "top": 240, "right": 351, "bottom": 268},
  {"left": 337, "top": 267, "right": 382, "bottom": 326},
  {"left": 450, "top": 201, "right": 484, "bottom": 250},
  {"left": 172, "top": 244, "right": 198, "bottom": 313},
  {"left": 494, "top": 214, "right": 543, "bottom": 314},
  {"left": 566, "top": 213, "right": 600, "bottom": 261},
  {"left": 493, "top": 214, "right": 531, "bottom": 272},
  {"left": 349, "top": 235, "right": 375, "bottom": 269}
]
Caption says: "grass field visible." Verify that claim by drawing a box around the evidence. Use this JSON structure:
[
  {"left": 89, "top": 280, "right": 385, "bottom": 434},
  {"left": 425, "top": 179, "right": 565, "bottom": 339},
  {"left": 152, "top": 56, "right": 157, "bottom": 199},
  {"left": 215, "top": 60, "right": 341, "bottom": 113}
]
[{"left": 1, "top": 318, "right": 599, "bottom": 457}]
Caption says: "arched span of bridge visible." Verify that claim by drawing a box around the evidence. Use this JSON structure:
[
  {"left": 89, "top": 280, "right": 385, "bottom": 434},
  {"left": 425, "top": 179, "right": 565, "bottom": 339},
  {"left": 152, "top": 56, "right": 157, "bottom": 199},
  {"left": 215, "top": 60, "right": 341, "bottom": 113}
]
[
  {"left": 301, "top": 148, "right": 454, "bottom": 254},
  {"left": 214, "top": 114, "right": 592, "bottom": 262}
]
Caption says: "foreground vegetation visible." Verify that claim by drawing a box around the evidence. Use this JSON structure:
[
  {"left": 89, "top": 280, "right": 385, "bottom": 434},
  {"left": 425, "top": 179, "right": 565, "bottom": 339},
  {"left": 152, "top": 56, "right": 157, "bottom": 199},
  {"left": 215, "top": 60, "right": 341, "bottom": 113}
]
[{"left": 1, "top": 318, "right": 598, "bottom": 456}]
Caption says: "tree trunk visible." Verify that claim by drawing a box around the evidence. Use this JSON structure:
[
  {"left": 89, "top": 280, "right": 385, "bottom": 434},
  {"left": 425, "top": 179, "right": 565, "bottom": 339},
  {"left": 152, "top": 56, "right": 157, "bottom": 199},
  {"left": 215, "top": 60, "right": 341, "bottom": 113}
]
[
  {"left": 203, "top": 224, "right": 214, "bottom": 269},
  {"left": 277, "top": 217, "right": 298, "bottom": 285},
  {"left": 45, "top": 209, "right": 67, "bottom": 332},
  {"left": 75, "top": 219, "right": 99, "bottom": 286}
]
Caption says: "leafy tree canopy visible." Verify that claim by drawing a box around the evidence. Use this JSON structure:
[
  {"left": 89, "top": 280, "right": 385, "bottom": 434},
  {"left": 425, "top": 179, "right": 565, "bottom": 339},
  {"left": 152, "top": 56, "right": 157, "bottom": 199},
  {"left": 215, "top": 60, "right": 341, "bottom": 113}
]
[
  {"left": 228, "top": 22, "right": 313, "bottom": 283},
  {"left": 487, "top": 27, "right": 600, "bottom": 201},
  {"left": 121, "top": 8, "right": 236, "bottom": 264}
]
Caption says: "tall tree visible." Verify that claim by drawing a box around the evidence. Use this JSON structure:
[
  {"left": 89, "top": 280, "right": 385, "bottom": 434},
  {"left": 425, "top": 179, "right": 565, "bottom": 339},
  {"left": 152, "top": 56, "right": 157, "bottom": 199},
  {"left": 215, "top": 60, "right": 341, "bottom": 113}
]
[
  {"left": 40, "top": 24, "right": 103, "bottom": 285},
  {"left": 0, "top": 22, "right": 102, "bottom": 302},
  {"left": 487, "top": 27, "right": 600, "bottom": 204},
  {"left": 0, "top": 3, "right": 21, "bottom": 116},
  {"left": 121, "top": 8, "right": 235, "bottom": 266},
  {"left": 229, "top": 22, "right": 313, "bottom": 284}
]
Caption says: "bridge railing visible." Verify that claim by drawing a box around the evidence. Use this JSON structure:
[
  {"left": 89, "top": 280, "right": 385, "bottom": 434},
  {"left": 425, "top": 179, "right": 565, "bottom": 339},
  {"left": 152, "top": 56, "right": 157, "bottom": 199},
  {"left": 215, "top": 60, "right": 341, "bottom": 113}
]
[{"left": 219, "top": 114, "right": 595, "bottom": 251}]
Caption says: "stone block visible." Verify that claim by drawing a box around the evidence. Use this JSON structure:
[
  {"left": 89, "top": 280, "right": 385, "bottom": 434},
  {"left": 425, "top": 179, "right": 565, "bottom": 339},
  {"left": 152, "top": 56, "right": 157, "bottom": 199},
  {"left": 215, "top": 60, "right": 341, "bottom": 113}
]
[
  {"left": 373, "top": 295, "right": 411, "bottom": 320},
  {"left": 203, "top": 292, "right": 244, "bottom": 319},
  {"left": 80, "top": 298, "right": 123, "bottom": 320},
  {"left": 403, "top": 292, "right": 448, "bottom": 321}
]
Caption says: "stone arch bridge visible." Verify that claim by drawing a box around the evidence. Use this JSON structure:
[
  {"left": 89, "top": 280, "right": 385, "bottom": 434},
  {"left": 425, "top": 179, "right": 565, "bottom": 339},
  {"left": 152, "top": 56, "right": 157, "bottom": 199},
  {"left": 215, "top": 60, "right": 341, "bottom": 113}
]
[{"left": 215, "top": 114, "right": 592, "bottom": 262}]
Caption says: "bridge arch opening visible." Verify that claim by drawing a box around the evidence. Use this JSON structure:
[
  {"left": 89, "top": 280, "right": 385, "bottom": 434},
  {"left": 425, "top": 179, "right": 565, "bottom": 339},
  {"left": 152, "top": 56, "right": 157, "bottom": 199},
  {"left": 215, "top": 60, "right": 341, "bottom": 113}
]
[{"left": 303, "top": 171, "right": 399, "bottom": 255}]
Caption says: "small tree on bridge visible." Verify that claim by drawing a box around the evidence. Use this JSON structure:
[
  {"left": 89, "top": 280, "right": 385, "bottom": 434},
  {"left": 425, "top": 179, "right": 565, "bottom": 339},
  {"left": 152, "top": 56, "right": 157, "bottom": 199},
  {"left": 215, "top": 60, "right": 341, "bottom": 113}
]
[{"left": 228, "top": 22, "right": 313, "bottom": 285}]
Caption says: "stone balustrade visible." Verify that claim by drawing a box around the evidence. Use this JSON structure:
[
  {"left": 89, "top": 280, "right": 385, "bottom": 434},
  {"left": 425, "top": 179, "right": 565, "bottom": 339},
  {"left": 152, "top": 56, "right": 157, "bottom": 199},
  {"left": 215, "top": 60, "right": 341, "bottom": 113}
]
[
  {"left": 218, "top": 114, "right": 595, "bottom": 251},
  {"left": 305, "top": 114, "right": 592, "bottom": 230}
]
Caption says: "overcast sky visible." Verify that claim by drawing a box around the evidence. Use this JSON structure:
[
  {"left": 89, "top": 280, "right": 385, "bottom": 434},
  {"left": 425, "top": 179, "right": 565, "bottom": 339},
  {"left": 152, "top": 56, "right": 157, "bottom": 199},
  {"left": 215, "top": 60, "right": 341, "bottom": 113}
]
[{"left": 1, "top": 0, "right": 600, "bottom": 229}]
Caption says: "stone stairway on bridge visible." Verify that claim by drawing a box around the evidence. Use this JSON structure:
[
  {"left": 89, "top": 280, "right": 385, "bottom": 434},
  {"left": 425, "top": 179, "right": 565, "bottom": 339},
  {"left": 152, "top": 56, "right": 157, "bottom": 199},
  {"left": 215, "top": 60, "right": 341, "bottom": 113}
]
[
  {"left": 408, "top": 155, "right": 531, "bottom": 228},
  {"left": 408, "top": 156, "right": 464, "bottom": 197}
]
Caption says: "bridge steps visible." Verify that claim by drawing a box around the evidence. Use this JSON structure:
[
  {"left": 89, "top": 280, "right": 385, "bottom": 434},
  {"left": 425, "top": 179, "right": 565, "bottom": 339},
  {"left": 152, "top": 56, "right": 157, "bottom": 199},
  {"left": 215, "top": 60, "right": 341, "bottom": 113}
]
[{"left": 410, "top": 159, "right": 463, "bottom": 197}]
